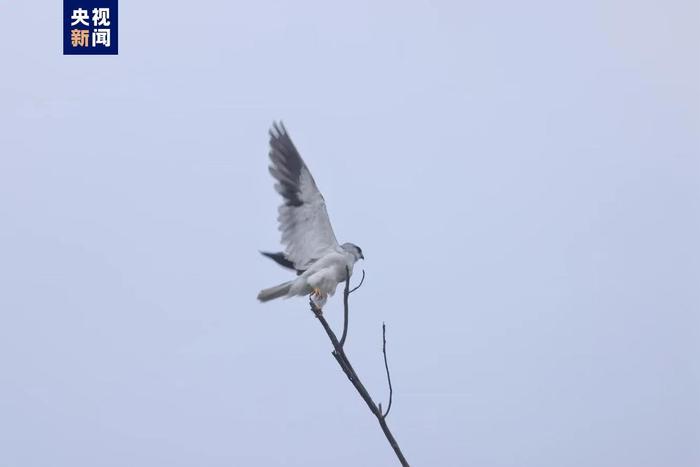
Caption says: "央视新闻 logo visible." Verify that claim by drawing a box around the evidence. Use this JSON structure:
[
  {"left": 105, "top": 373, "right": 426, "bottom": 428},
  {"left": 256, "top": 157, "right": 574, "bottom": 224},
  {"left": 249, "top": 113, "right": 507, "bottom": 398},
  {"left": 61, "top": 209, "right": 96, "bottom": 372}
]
[{"left": 63, "top": 0, "right": 118, "bottom": 55}]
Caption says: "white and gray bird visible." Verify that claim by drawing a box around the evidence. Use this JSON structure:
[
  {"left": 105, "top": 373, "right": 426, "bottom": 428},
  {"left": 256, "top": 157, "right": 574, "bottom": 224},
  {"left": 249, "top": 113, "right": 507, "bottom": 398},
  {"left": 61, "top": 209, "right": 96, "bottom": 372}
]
[{"left": 257, "top": 122, "right": 364, "bottom": 310}]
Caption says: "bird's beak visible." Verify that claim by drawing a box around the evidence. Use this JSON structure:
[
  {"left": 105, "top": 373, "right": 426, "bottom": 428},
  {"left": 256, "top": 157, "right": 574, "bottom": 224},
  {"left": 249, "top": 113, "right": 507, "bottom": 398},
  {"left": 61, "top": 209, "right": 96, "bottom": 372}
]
[{"left": 360, "top": 254, "right": 365, "bottom": 260}]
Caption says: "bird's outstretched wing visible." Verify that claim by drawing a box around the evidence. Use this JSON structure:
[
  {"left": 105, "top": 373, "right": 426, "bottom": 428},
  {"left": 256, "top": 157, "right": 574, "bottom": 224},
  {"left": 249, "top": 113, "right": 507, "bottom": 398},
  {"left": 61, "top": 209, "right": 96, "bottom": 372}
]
[{"left": 268, "top": 122, "right": 339, "bottom": 270}]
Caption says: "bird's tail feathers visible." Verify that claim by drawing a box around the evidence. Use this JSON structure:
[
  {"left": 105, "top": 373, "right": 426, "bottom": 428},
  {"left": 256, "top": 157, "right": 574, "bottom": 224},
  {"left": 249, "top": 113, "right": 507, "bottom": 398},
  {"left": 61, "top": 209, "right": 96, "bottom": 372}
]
[{"left": 257, "top": 280, "right": 293, "bottom": 303}]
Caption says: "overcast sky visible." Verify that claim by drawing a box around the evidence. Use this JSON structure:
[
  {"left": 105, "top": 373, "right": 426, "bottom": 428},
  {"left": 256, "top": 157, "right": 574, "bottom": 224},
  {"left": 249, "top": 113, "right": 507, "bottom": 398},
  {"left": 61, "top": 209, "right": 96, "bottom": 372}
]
[{"left": 1, "top": 1, "right": 698, "bottom": 466}]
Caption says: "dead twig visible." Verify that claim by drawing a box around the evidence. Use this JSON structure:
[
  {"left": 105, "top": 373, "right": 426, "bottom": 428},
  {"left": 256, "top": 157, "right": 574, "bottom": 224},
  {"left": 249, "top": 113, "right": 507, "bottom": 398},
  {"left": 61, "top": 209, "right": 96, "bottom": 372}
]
[
  {"left": 349, "top": 269, "right": 366, "bottom": 294},
  {"left": 309, "top": 270, "right": 409, "bottom": 466},
  {"left": 381, "top": 322, "right": 393, "bottom": 418},
  {"left": 340, "top": 268, "right": 365, "bottom": 348}
]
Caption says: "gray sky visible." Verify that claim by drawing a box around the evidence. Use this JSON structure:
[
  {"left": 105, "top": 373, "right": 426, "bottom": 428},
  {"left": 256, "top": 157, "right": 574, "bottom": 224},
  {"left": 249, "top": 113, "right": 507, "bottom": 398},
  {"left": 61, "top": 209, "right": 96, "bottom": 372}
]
[{"left": 1, "top": 1, "right": 698, "bottom": 466}]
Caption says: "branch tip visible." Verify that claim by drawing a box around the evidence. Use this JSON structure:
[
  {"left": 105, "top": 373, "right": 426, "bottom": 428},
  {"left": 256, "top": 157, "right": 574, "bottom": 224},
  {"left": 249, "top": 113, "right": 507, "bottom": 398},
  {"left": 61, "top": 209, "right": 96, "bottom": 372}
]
[
  {"left": 349, "top": 269, "right": 366, "bottom": 294},
  {"left": 382, "top": 322, "right": 394, "bottom": 419}
]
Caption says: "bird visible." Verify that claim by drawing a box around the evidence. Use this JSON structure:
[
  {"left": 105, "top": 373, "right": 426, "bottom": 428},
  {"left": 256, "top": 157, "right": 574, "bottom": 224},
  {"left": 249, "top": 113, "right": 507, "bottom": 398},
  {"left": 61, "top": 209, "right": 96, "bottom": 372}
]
[{"left": 257, "top": 122, "right": 364, "bottom": 311}]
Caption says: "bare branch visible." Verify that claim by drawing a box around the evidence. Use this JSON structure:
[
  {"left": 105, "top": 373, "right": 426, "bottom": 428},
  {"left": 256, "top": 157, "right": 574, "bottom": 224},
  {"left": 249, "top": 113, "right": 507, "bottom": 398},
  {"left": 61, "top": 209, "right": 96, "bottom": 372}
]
[
  {"left": 381, "top": 322, "right": 394, "bottom": 419},
  {"left": 340, "top": 268, "right": 365, "bottom": 348},
  {"left": 339, "top": 267, "right": 351, "bottom": 348},
  {"left": 308, "top": 293, "right": 409, "bottom": 466},
  {"left": 349, "top": 269, "right": 366, "bottom": 294}
]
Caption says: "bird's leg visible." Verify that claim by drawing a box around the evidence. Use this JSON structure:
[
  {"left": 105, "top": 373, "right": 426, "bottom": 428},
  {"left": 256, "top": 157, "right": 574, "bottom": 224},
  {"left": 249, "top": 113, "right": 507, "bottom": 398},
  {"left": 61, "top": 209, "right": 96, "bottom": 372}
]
[
  {"left": 310, "top": 298, "right": 322, "bottom": 315},
  {"left": 310, "top": 288, "right": 326, "bottom": 314}
]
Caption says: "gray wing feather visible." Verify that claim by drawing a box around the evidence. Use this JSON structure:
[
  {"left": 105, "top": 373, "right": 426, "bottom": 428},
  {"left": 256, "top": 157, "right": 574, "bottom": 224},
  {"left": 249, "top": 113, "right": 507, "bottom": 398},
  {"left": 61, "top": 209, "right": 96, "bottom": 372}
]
[{"left": 268, "top": 122, "right": 338, "bottom": 270}]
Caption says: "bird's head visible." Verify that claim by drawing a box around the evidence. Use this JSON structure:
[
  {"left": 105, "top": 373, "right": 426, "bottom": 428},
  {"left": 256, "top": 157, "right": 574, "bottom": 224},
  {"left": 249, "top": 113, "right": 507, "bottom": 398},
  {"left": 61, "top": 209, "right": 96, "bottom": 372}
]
[{"left": 341, "top": 243, "right": 364, "bottom": 262}]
